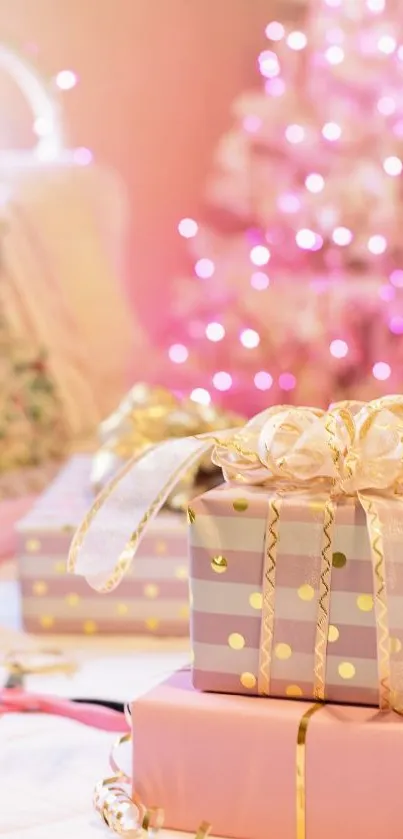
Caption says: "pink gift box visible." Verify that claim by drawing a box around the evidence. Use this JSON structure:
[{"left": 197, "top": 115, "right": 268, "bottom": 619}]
[
  {"left": 16, "top": 455, "right": 189, "bottom": 636},
  {"left": 189, "top": 483, "right": 403, "bottom": 705},
  {"left": 131, "top": 669, "right": 403, "bottom": 839}
]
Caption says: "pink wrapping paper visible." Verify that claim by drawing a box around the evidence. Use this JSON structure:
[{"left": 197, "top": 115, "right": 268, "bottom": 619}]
[
  {"left": 189, "top": 483, "right": 403, "bottom": 705},
  {"left": 16, "top": 455, "right": 189, "bottom": 635},
  {"left": 131, "top": 669, "right": 403, "bottom": 839}
]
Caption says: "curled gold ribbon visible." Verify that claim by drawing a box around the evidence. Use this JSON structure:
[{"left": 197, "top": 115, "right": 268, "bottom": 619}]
[{"left": 93, "top": 725, "right": 211, "bottom": 838}]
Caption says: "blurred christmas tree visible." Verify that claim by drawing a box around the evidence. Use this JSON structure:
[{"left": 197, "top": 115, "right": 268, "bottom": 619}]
[
  {"left": 0, "top": 259, "right": 66, "bottom": 496},
  {"left": 160, "top": 0, "right": 403, "bottom": 414}
]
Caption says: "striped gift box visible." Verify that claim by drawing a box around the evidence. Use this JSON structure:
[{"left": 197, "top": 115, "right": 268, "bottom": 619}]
[
  {"left": 16, "top": 455, "right": 189, "bottom": 636},
  {"left": 189, "top": 483, "right": 403, "bottom": 706}
]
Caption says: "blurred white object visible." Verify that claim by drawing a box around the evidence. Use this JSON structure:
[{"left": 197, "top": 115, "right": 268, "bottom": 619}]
[{"left": 0, "top": 44, "right": 136, "bottom": 440}]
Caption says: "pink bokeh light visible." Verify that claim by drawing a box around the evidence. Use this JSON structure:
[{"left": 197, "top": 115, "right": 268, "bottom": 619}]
[
  {"left": 278, "top": 372, "right": 296, "bottom": 391},
  {"left": 205, "top": 322, "right": 225, "bottom": 342},
  {"left": 372, "top": 361, "right": 391, "bottom": 380},
  {"left": 240, "top": 328, "right": 260, "bottom": 348},
  {"left": 250, "top": 245, "right": 270, "bottom": 266},
  {"left": 178, "top": 218, "right": 198, "bottom": 238},
  {"left": 330, "top": 339, "right": 349, "bottom": 358},
  {"left": 190, "top": 388, "right": 211, "bottom": 406},
  {"left": 254, "top": 371, "right": 273, "bottom": 390},
  {"left": 250, "top": 271, "right": 270, "bottom": 290},
  {"left": 195, "top": 258, "right": 215, "bottom": 278},
  {"left": 168, "top": 344, "right": 189, "bottom": 363},
  {"left": 212, "top": 371, "right": 233, "bottom": 391}
]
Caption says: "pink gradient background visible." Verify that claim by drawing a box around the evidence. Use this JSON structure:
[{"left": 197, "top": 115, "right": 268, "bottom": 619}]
[{"left": 0, "top": 0, "right": 301, "bottom": 350}]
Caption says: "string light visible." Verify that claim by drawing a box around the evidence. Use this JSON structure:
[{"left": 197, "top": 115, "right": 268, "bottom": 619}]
[
  {"left": 190, "top": 388, "right": 211, "bottom": 406},
  {"left": 325, "top": 46, "right": 345, "bottom": 64},
  {"left": 55, "top": 70, "right": 77, "bottom": 90},
  {"left": 250, "top": 245, "right": 270, "bottom": 266},
  {"left": 278, "top": 193, "right": 300, "bottom": 213},
  {"left": 377, "top": 36, "right": 396, "bottom": 55},
  {"left": 178, "top": 218, "right": 198, "bottom": 238},
  {"left": 390, "top": 269, "right": 403, "bottom": 288},
  {"left": 322, "top": 122, "right": 342, "bottom": 141},
  {"left": 250, "top": 272, "right": 270, "bottom": 290},
  {"left": 265, "top": 21, "right": 285, "bottom": 41},
  {"left": 279, "top": 373, "right": 296, "bottom": 391},
  {"left": 367, "top": 235, "right": 387, "bottom": 254},
  {"left": 372, "top": 361, "right": 391, "bottom": 380},
  {"left": 305, "top": 173, "right": 325, "bottom": 193},
  {"left": 195, "top": 258, "right": 215, "bottom": 278},
  {"left": 254, "top": 371, "right": 273, "bottom": 390},
  {"left": 212, "top": 372, "right": 232, "bottom": 391},
  {"left": 258, "top": 51, "right": 280, "bottom": 78},
  {"left": 73, "top": 147, "right": 93, "bottom": 165},
  {"left": 286, "top": 31, "right": 307, "bottom": 51},
  {"left": 332, "top": 227, "right": 353, "bottom": 246},
  {"left": 240, "top": 328, "right": 260, "bottom": 348},
  {"left": 243, "top": 115, "right": 262, "bottom": 133},
  {"left": 383, "top": 156, "right": 402, "bottom": 176},
  {"left": 206, "top": 322, "right": 225, "bottom": 342},
  {"left": 330, "top": 339, "right": 349, "bottom": 358},
  {"left": 285, "top": 124, "right": 305, "bottom": 144},
  {"left": 168, "top": 344, "right": 188, "bottom": 363}
]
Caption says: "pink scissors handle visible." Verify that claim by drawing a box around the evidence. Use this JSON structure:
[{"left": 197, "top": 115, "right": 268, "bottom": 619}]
[{"left": 0, "top": 688, "right": 129, "bottom": 732}]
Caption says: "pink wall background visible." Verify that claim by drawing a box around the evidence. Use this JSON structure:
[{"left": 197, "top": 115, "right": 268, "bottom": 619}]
[{"left": 0, "top": 0, "right": 302, "bottom": 342}]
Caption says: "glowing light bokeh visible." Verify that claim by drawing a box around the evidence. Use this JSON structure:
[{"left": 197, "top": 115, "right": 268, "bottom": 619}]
[
  {"left": 168, "top": 344, "right": 189, "bottom": 363},
  {"left": 212, "top": 371, "right": 233, "bottom": 391},
  {"left": 305, "top": 173, "right": 325, "bottom": 193},
  {"left": 254, "top": 371, "right": 273, "bottom": 390},
  {"left": 330, "top": 339, "right": 349, "bottom": 358},
  {"left": 55, "top": 70, "right": 77, "bottom": 90},
  {"left": 285, "top": 124, "right": 305, "bottom": 144},
  {"left": 206, "top": 322, "right": 225, "bottom": 342},
  {"left": 332, "top": 227, "right": 353, "bottom": 246},
  {"left": 178, "top": 218, "right": 198, "bottom": 238},
  {"left": 278, "top": 372, "right": 297, "bottom": 391},
  {"left": 190, "top": 388, "right": 211, "bottom": 405},
  {"left": 367, "top": 235, "right": 387, "bottom": 254},
  {"left": 240, "top": 328, "right": 260, "bottom": 348},
  {"left": 250, "top": 271, "right": 270, "bottom": 290},
  {"left": 372, "top": 362, "right": 391, "bottom": 380},
  {"left": 265, "top": 21, "right": 285, "bottom": 41},
  {"left": 286, "top": 31, "right": 307, "bottom": 51},
  {"left": 250, "top": 245, "right": 270, "bottom": 266},
  {"left": 322, "top": 122, "right": 342, "bottom": 140},
  {"left": 195, "top": 258, "right": 215, "bottom": 278}
]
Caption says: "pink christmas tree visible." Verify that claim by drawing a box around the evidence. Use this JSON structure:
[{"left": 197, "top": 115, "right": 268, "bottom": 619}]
[{"left": 159, "top": 0, "right": 403, "bottom": 415}]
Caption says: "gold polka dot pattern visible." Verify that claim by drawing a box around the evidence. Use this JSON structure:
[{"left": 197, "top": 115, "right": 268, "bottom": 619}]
[
  {"left": 249, "top": 592, "right": 263, "bottom": 610},
  {"left": 338, "top": 662, "right": 356, "bottom": 680},
  {"left": 175, "top": 565, "right": 188, "bottom": 580},
  {"left": 145, "top": 617, "right": 159, "bottom": 631},
  {"left": 275, "top": 643, "right": 292, "bottom": 660},
  {"left": 66, "top": 593, "right": 80, "bottom": 607},
  {"left": 332, "top": 551, "right": 347, "bottom": 569},
  {"left": 26, "top": 539, "right": 41, "bottom": 553},
  {"left": 144, "top": 584, "right": 159, "bottom": 599},
  {"left": 32, "top": 581, "right": 48, "bottom": 596},
  {"left": 211, "top": 555, "right": 228, "bottom": 574},
  {"left": 83, "top": 620, "right": 98, "bottom": 634},
  {"left": 39, "top": 615, "right": 55, "bottom": 629},
  {"left": 228, "top": 632, "right": 245, "bottom": 650},
  {"left": 54, "top": 561, "right": 66, "bottom": 575},
  {"left": 155, "top": 541, "right": 167, "bottom": 555},
  {"left": 390, "top": 637, "right": 402, "bottom": 654},
  {"left": 240, "top": 672, "right": 256, "bottom": 689},
  {"left": 357, "top": 594, "right": 373, "bottom": 612},
  {"left": 286, "top": 684, "right": 303, "bottom": 697},
  {"left": 298, "top": 584, "right": 315, "bottom": 601},
  {"left": 117, "top": 603, "right": 129, "bottom": 615},
  {"left": 179, "top": 604, "right": 190, "bottom": 619},
  {"left": 328, "top": 625, "right": 339, "bottom": 643},
  {"left": 233, "top": 499, "right": 249, "bottom": 512}
]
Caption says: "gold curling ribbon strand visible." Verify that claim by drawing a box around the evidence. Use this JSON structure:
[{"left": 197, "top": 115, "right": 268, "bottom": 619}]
[
  {"left": 359, "top": 494, "right": 391, "bottom": 710},
  {"left": 296, "top": 703, "right": 323, "bottom": 839},
  {"left": 69, "top": 436, "right": 213, "bottom": 592},
  {"left": 313, "top": 498, "right": 335, "bottom": 701},
  {"left": 258, "top": 495, "right": 281, "bottom": 696}
]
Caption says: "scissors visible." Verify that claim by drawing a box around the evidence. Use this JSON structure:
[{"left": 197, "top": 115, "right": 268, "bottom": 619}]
[{"left": 1, "top": 649, "right": 129, "bottom": 732}]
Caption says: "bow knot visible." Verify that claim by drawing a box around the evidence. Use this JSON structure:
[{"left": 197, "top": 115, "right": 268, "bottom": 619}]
[{"left": 212, "top": 396, "right": 403, "bottom": 496}]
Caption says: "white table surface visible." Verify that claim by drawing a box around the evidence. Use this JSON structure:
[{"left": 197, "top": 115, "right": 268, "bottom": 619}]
[{"left": 0, "top": 561, "right": 203, "bottom": 839}]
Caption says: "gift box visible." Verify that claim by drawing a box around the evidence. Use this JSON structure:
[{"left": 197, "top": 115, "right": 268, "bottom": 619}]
[
  {"left": 16, "top": 455, "right": 189, "bottom": 635},
  {"left": 131, "top": 668, "right": 403, "bottom": 839},
  {"left": 69, "top": 397, "right": 403, "bottom": 711}
]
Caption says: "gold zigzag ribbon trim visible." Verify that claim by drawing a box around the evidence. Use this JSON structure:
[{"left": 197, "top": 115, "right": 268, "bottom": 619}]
[
  {"left": 313, "top": 498, "right": 335, "bottom": 701},
  {"left": 360, "top": 496, "right": 391, "bottom": 710},
  {"left": 258, "top": 495, "right": 281, "bottom": 696}
]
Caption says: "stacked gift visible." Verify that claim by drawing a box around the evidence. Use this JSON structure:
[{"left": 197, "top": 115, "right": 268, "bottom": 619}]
[
  {"left": 71, "top": 397, "right": 403, "bottom": 838},
  {"left": 17, "top": 384, "right": 241, "bottom": 636}
]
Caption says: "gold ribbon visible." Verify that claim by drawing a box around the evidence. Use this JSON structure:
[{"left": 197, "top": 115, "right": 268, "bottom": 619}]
[
  {"left": 90, "top": 383, "right": 244, "bottom": 510},
  {"left": 69, "top": 395, "right": 403, "bottom": 712},
  {"left": 93, "top": 697, "right": 322, "bottom": 839},
  {"left": 93, "top": 708, "right": 211, "bottom": 838}
]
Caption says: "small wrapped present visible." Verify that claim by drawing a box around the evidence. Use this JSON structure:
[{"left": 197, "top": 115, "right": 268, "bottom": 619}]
[
  {"left": 129, "top": 668, "right": 403, "bottom": 839},
  {"left": 16, "top": 455, "right": 190, "bottom": 635},
  {"left": 90, "top": 382, "right": 243, "bottom": 509},
  {"left": 69, "top": 396, "right": 403, "bottom": 711}
]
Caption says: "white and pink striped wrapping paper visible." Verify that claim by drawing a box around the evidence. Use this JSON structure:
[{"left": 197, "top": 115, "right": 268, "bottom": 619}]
[
  {"left": 16, "top": 455, "right": 190, "bottom": 636},
  {"left": 189, "top": 483, "right": 403, "bottom": 706}
]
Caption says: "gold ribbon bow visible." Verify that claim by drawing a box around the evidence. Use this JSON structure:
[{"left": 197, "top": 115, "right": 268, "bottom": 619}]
[
  {"left": 90, "top": 383, "right": 243, "bottom": 510},
  {"left": 69, "top": 395, "right": 403, "bottom": 712}
]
